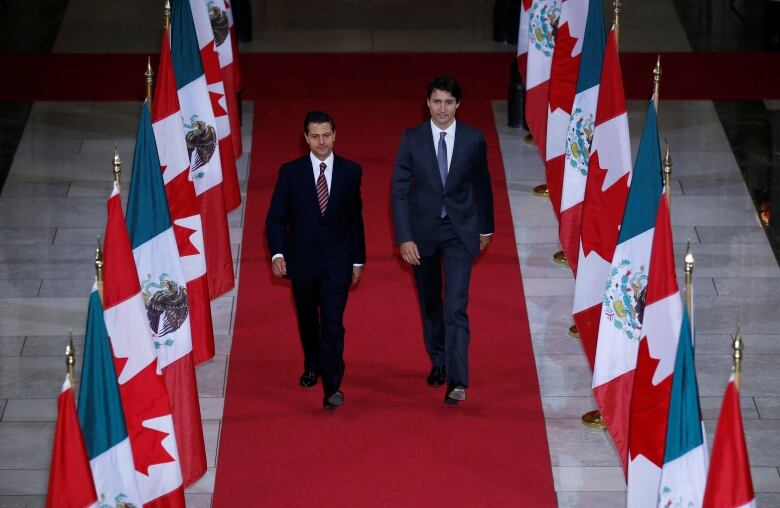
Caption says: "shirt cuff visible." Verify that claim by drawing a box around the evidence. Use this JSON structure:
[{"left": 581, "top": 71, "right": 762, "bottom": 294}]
[
  {"left": 353, "top": 264, "right": 364, "bottom": 267},
  {"left": 272, "top": 253, "right": 284, "bottom": 261},
  {"left": 479, "top": 233, "right": 493, "bottom": 237}
]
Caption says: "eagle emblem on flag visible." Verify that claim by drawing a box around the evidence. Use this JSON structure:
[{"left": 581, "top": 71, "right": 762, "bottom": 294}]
[
  {"left": 208, "top": 2, "right": 229, "bottom": 46},
  {"left": 565, "top": 107, "right": 595, "bottom": 176},
  {"left": 141, "top": 274, "right": 189, "bottom": 346},
  {"left": 603, "top": 260, "right": 647, "bottom": 340},
  {"left": 529, "top": 2, "right": 560, "bottom": 57},
  {"left": 184, "top": 115, "right": 217, "bottom": 178}
]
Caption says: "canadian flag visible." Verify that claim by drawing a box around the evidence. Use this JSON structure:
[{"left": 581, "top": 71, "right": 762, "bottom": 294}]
[
  {"left": 703, "top": 374, "right": 756, "bottom": 508},
  {"left": 45, "top": 376, "right": 98, "bottom": 508},
  {"left": 102, "top": 183, "right": 185, "bottom": 505},
  {"left": 524, "top": 0, "right": 562, "bottom": 160},
  {"left": 572, "top": 26, "right": 631, "bottom": 369},
  {"left": 626, "top": 195, "right": 682, "bottom": 507},
  {"left": 170, "top": 0, "right": 235, "bottom": 299},
  {"left": 557, "top": 0, "right": 606, "bottom": 274},
  {"left": 210, "top": 0, "right": 243, "bottom": 158},
  {"left": 190, "top": 0, "right": 242, "bottom": 212},
  {"left": 544, "top": 0, "right": 589, "bottom": 218}
]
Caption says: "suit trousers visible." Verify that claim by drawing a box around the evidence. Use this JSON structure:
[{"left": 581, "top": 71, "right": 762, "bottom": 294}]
[
  {"left": 291, "top": 277, "right": 350, "bottom": 393},
  {"left": 412, "top": 217, "right": 474, "bottom": 387}
]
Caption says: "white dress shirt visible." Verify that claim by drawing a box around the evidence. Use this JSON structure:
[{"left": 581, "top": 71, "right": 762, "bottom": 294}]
[
  {"left": 310, "top": 152, "right": 334, "bottom": 192},
  {"left": 430, "top": 119, "right": 456, "bottom": 172}
]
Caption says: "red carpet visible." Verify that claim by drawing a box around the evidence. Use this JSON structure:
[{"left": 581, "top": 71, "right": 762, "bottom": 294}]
[
  {"left": 2, "top": 52, "right": 780, "bottom": 101},
  {"left": 212, "top": 90, "right": 556, "bottom": 504}
]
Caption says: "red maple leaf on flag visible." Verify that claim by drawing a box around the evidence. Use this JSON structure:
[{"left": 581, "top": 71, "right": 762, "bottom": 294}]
[
  {"left": 209, "top": 91, "right": 228, "bottom": 117},
  {"left": 173, "top": 222, "right": 201, "bottom": 257},
  {"left": 580, "top": 151, "right": 630, "bottom": 259},
  {"left": 628, "top": 338, "right": 673, "bottom": 467},
  {"left": 114, "top": 358, "right": 177, "bottom": 475}
]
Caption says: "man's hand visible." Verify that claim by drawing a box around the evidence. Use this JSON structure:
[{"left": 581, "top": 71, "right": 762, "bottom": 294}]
[
  {"left": 479, "top": 235, "right": 492, "bottom": 253},
  {"left": 400, "top": 241, "right": 421, "bottom": 265},
  {"left": 352, "top": 266, "right": 363, "bottom": 286},
  {"left": 271, "top": 257, "right": 287, "bottom": 277}
]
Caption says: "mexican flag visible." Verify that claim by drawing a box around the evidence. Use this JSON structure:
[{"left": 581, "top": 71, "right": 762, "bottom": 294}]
[
  {"left": 591, "top": 97, "right": 663, "bottom": 472},
  {"left": 170, "top": 0, "right": 235, "bottom": 299},
  {"left": 78, "top": 284, "right": 142, "bottom": 506},
  {"left": 153, "top": 26, "right": 216, "bottom": 365},
  {"left": 126, "top": 101, "right": 207, "bottom": 487},
  {"left": 543, "top": 0, "right": 589, "bottom": 219}
]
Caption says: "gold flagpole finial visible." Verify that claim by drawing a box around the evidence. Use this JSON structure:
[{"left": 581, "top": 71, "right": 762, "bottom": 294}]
[
  {"left": 613, "top": 0, "right": 622, "bottom": 47},
  {"left": 95, "top": 235, "right": 104, "bottom": 301},
  {"left": 732, "top": 327, "right": 744, "bottom": 389},
  {"left": 66, "top": 330, "right": 76, "bottom": 386},
  {"left": 145, "top": 56, "right": 154, "bottom": 104},
  {"left": 652, "top": 55, "right": 662, "bottom": 111},
  {"left": 112, "top": 146, "right": 121, "bottom": 187},
  {"left": 683, "top": 241, "right": 694, "bottom": 321},
  {"left": 663, "top": 140, "right": 672, "bottom": 207},
  {"left": 164, "top": 0, "right": 172, "bottom": 29}
]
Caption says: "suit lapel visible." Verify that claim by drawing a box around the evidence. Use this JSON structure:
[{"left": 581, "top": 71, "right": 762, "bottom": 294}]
[
  {"left": 445, "top": 122, "right": 465, "bottom": 190},
  {"left": 423, "top": 122, "right": 445, "bottom": 191},
  {"left": 301, "top": 156, "right": 321, "bottom": 215}
]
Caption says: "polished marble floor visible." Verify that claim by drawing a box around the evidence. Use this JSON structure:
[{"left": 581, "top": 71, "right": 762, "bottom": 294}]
[{"left": 0, "top": 1, "right": 778, "bottom": 507}]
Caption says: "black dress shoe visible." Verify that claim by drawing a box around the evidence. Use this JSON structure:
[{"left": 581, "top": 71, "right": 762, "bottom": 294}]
[
  {"left": 426, "top": 366, "right": 446, "bottom": 386},
  {"left": 299, "top": 370, "right": 318, "bottom": 387},
  {"left": 323, "top": 390, "right": 344, "bottom": 410},
  {"left": 444, "top": 385, "right": 467, "bottom": 405}
]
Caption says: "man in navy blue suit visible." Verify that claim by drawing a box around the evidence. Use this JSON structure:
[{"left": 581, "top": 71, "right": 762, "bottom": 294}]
[
  {"left": 266, "top": 111, "right": 366, "bottom": 410},
  {"left": 392, "top": 75, "right": 495, "bottom": 405}
]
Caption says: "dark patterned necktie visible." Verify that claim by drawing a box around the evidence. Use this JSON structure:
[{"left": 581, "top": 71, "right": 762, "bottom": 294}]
[{"left": 316, "top": 161, "right": 329, "bottom": 215}]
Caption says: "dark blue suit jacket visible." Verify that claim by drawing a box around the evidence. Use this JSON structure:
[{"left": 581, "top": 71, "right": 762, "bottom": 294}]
[
  {"left": 392, "top": 121, "right": 494, "bottom": 257},
  {"left": 266, "top": 154, "right": 366, "bottom": 285}
]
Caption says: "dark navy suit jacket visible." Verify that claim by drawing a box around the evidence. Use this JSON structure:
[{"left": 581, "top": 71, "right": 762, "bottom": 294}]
[
  {"left": 392, "top": 121, "right": 494, "bottom": 257},
  {"left": 266, "top": 154, "right": 366, "bottom": 285}
]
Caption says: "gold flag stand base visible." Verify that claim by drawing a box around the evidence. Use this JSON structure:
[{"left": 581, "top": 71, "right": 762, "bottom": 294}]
[
  {"left": 533, "top": 184, "right": 549, "bottom": 197},
  {"left": 568, "top": 324, "right": 580, "bottom": 339},
  {"left": 581, "top": 410, "right": 606, "bottom": 430},
  {"left": 552, "top": 250, "right": 568, "bottom": 266},
  {"left": 524, "top": 133, "right": 535, "bottom": 146}
]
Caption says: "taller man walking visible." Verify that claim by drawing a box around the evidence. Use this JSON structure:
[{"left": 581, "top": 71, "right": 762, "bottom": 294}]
[{"left": 391, "top": 75, "right": 495, "bottom": 405}]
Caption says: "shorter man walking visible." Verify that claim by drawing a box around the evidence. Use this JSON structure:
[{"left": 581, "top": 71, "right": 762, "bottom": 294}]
[{"left": 266, "top": 111, "right": 366, "bottom": 409}]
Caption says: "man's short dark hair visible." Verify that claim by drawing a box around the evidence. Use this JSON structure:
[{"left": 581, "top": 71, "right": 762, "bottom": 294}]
[
  {"left": 304, "top": 111, "right": 335, "bottom": 134},
  {"left": 426, "top": 75, "right": 462, "bottom": 104}
]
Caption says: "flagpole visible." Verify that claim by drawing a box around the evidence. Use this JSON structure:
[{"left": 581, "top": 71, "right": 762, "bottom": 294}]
[
  {"left": 732, "top": 328, "right": 743, "bottom": 389},
  {"left": 653, "top": 55, "right": 662, "bottom": 111},
  {"left": 112, "top": 147, "right": 122, "bottom": 188},
  {"left": 65, "top": 331, "right": 75, "bottom": 387},
  {"left": 614, "top": 0, "right": 621, "bottom": 49},
  {"left": 164, "top": 0, "right": 171, "bottom": 29},
  {"left": 663, "top": 142, "right": 672, "bottom": 208},
  {"left": 684, "top": 241, "right": 694, "bottom": 335},
  {"left": 95, "top": 236, "right": 104, "bottom": 302},
  {"left": 145, "top": 57, "right": 154, "bottom": 105}
]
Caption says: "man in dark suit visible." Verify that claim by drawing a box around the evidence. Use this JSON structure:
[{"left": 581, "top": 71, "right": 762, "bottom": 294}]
[
  {"left": 392, "top": 75, "right": 494, "bottom": 405},
  {"left": 266, "top": 111, "right": 366, "bottom": 410}
]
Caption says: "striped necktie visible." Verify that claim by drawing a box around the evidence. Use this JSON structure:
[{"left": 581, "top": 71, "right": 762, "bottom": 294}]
[{"left": 316, "top": 161, "right": 329, "bottom": 215}]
